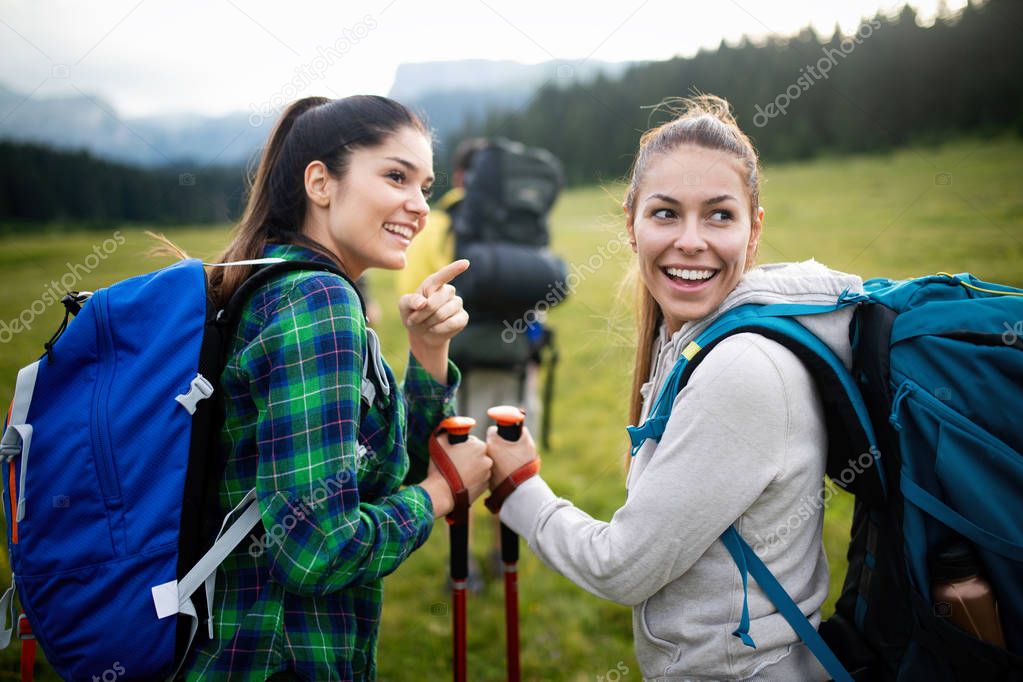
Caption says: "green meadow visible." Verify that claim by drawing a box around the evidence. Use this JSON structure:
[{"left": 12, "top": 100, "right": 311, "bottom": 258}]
[{"left": 1, "top": 135, "right": 1020, "bottom": 679}]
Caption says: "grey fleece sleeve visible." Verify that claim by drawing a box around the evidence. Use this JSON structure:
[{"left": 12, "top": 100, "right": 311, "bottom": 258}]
[{"left": 499, "top": 334, "right": 793, "bottom": 606}]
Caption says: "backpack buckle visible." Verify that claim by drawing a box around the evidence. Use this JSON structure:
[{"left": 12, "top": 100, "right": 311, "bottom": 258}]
[
  {"left": 1, "top": 426, "right": 23, "bottom": 462},
  {"left": 17, "top": 613, "right": 33, "bottom": 640},
  {"left": 625, "top": 416, "right": 668, "bottom": 457},
  {"left": 175, "top": 374, "right": 214, "bottom": 415}
]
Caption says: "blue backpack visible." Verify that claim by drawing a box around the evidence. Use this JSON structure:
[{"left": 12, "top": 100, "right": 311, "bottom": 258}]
[
  {"left": 0, "top": 256, "right": 383, "bottom": 680},
  {"left": 627, "top": 272, "right": 1023, "bottom": 681}
]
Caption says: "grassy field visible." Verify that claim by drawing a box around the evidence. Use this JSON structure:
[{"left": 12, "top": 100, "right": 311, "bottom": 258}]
[{"left": 0, "top": 135, "right": 1020, "bottom": 679}]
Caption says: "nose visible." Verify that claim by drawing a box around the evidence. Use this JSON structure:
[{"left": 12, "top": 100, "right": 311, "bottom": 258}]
[
  {"left": 406, "top": 189, "right": 430, "bottom": 218},
  {"left": 673, "top": 216, "right": 706, "bottom": 255}
]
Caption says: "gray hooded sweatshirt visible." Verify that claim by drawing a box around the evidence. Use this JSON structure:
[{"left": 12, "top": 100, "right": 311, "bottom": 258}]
[{"left": 500, "top": 261, "right": 864, "bottom": 681}]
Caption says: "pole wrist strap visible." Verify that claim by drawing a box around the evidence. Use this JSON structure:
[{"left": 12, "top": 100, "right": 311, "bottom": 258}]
[{"left": 485, "top": 460, "right": 541, "bottom": 514}]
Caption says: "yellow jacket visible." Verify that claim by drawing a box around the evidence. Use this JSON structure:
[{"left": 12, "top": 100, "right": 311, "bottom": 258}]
[{"left": 398, "top": 187, "right": 462, "bottom": 294}]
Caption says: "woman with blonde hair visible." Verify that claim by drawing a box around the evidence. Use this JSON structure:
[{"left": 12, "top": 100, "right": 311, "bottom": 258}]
[{"left": 485, "top": 95, "right": 860, "bottom": 680}]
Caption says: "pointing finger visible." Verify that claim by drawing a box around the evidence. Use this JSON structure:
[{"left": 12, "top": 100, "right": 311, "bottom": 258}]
[{"left": 419, "top": 259, "right": 469, "bottom": 296}]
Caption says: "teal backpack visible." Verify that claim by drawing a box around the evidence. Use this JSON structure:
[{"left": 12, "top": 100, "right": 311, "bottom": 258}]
[{"left": 627, "top": 273, "right": 1023, "bottom": 681}]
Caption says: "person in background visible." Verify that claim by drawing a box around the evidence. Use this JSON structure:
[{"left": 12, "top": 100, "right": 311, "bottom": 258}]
[{"left": 399, "top": 139, "right": 547, "bottom": 587}]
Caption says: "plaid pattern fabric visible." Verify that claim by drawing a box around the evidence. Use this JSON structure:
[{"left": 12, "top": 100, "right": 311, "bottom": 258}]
[{"left": 185, "top": 243, "right": 459, "bottom": 681}]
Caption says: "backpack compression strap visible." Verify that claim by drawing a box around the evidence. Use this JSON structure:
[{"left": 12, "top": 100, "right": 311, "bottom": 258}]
[{"left": 0, "top": 361, "right": 40, "bottom": 651}]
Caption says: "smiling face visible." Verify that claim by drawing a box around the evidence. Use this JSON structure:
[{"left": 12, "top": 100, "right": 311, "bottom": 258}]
[
  {"left": 627, "top": 144, "right": 763, "bottom": 334},
  {"left": 304, "top": 126, "right": 434, "bottom": 279}
]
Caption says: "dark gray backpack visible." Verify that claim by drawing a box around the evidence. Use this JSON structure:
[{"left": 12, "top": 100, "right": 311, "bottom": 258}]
[{"left": 450, "top": 139, "right": 568, "bottom": 320}]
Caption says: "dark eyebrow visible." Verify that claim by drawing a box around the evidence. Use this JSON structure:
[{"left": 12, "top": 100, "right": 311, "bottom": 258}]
[
  {"left": 703, "top": 194, "right": 738, "bottom": 205},
  {"left": 646, "top": 193, "right": 738, "bottom": 206},
  {"left": 647, "top": 193, "right": 680, "bottom": 205},
  {"left": 385, "top": 156, "right": 435, "bottom": 184}
]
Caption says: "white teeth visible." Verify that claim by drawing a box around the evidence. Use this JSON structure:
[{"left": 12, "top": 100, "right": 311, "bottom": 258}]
[
  {"left": 665, "top": 267, "right": 716, "bottom": 281},
  {"left": 383, "top": 223, "right": 413, "bottom": 239}
]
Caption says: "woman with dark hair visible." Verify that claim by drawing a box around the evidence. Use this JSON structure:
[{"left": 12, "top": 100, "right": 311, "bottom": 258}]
[
  {"left": 485, "top": 95, "right": 860, "bottom": 680},
  {"left": 184, "top": 95, "right": 492, "bottom": 680}
]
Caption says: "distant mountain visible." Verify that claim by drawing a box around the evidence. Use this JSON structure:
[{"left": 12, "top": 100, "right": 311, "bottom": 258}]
[
  {"left": 388, "top": 59, "right": 639, "bottom": 138},
  {"left": 0, "top": 58, "right": 638, "bottom": 167},
  {"left": 388, "top": 59, "right": 635, "bottom": 101},
  {"left": 0, "top": 83, "right": 273, "bottom": 168}
]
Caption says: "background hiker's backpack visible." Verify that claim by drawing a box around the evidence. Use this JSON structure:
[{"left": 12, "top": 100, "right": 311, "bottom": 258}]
[
  {"left": 627, "top": 272, "right": 1023, "bottom": 682},
  {"left": 449, "top": 138, "right": 569, "bottom": 327},
  {"left": 0, "top": 256, "right": 384, "bottom": 680}
]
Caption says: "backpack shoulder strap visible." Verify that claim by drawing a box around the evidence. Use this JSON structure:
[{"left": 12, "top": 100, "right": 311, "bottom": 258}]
[
  {"left": 628, "top": 303, "right": 885, "bottom": 503},
  {"left": 169, "top": 488, "right": 262, "bottom": 679},
  {"left": 721, "top": 527, "right": 854, "bottom": 682},
  {"left": 218, "top": 259, "right": 388, "bottom": 415},
  {"left": 163, "top": 261, "right": 389, "bottom": 672},
  {"left": 220, "top": 259, "right": 365, "bottom": 329},
  {"left": 624, "top": 302, "right": 880, "bottom": 682}
]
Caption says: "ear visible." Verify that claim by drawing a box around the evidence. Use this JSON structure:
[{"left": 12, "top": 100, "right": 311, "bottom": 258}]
[
  {"left": 305, "top": 160, "right": 332, "bottom": 208},
  {"left": 624, "top": 202, "right": 637, "bottom": 252},
  {"left": 746, "top": 206, "right": 765, "bottom": 265}
]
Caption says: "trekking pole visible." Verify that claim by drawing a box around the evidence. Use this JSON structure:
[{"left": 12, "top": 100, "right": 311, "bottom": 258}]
[
  {"left": 430, "top": 415, "right": 476, "bottom": 682},
  {"left": 540, "top": 329, "right": 558, "bottom": 450},
  {"left": 485, "top": 405, "right": 528, "bottom": 682}
]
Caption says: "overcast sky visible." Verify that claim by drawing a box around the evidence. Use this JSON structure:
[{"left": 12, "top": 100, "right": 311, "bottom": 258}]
[{"left": 1, "top": 0, "right": 965, "bottom": 119}]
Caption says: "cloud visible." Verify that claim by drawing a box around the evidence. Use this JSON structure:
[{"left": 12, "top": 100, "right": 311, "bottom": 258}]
[{"left": 0, "top": 0, "right": 966, "bottom": 118}]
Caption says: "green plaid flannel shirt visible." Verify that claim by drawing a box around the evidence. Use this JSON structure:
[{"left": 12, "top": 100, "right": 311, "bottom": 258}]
[{"left": 185, "top": 244, "right": 459, "bottom": 681}]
